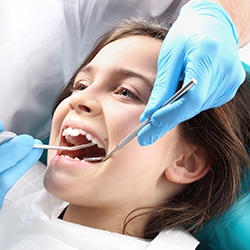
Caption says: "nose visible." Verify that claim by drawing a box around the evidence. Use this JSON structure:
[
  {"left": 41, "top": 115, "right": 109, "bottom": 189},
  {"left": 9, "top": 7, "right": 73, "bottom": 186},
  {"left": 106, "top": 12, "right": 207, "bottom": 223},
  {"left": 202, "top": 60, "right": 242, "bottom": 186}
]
[{"left": 68, "top": 88, "right": 102, "bottom": 115}]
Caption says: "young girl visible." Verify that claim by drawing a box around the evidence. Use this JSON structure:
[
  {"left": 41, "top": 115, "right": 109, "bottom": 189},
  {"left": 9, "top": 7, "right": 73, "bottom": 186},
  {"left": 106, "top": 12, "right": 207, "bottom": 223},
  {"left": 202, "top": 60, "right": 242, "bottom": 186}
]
[{"left": 0, "top": 18, "right": 249, "bottom": 249}]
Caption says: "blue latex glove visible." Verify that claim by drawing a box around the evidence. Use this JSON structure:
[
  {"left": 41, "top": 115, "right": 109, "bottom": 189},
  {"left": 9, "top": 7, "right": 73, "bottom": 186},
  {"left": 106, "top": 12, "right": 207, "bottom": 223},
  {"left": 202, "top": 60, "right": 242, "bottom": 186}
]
[
  {"left": 138, "top": 0, "right": 246, "bottom": 145},
  {"left": 0, "top": 122, "right": 43, "bottom": 207}
]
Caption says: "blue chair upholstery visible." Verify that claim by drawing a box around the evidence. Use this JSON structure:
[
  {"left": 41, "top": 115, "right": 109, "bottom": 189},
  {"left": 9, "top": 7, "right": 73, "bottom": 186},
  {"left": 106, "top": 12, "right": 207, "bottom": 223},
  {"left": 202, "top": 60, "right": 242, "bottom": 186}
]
[{"left": 196, "top": 167, "right": 250, "bottom": 250}]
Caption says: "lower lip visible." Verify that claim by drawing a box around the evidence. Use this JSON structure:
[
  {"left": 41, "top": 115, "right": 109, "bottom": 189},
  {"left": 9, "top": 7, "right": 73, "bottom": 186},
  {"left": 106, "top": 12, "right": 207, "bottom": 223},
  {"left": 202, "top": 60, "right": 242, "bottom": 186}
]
[{"left": 49, "top": 154, "right": 99, "bottom": 170}]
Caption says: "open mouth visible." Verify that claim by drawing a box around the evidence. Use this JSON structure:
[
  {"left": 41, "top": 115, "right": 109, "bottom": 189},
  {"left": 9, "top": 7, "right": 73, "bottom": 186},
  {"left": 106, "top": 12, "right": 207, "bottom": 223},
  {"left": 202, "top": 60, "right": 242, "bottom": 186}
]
[{"left": 58, "top": 127, "right": 106, "bottom": 161}]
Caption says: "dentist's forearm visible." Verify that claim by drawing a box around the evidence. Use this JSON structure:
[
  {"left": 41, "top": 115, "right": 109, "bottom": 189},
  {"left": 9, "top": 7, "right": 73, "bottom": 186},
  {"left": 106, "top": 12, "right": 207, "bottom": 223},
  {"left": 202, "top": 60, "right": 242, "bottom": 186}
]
[{"left": 204, "top": 0, "right": 250, "bottom": 47}]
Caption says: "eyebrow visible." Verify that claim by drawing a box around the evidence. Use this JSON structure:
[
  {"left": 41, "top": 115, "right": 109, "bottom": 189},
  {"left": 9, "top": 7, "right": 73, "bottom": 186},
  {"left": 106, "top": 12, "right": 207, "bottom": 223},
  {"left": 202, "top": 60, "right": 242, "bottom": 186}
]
[
  {"left": 117, "top": 69, "right": 153, "bottom": 89},
  {"left": 80, "top": 65, "right": 153, "bottom": 89}
]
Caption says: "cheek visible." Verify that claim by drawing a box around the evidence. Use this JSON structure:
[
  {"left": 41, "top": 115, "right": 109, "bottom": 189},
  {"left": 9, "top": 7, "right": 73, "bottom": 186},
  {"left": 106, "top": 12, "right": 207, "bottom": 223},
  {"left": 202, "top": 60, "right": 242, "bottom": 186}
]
[
  {"left": 105, "top": 104, "right": 144, "bottom": 140},
  {"left": 133, "top": 129, "right": 181, "bottom": 168},
  {"left": 156, "top": 128, "right": 183, "bottom": 163}
]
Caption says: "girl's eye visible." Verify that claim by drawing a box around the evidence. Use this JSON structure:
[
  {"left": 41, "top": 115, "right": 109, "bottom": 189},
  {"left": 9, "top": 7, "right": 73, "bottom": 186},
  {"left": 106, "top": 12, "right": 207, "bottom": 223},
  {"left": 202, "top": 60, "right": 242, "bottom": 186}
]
[
  {"left": 72, "top": 81, "right": 88, "bottom": 91},
  {"left": 115, "top": 86, "right": 139, "bottom": 100}
]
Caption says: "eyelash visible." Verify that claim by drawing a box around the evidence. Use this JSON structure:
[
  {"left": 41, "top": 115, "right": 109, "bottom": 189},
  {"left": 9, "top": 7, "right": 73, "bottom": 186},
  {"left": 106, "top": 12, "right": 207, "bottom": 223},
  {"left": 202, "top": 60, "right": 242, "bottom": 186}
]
[
  {"left": 72, "top": 81, "right": 88, "bottom": 91},
  {"left": 72, "top": 81, "right": 140, "bottom": 101},
  {"left": 114, "top": 86, "right": 139, "bottom": 101}
]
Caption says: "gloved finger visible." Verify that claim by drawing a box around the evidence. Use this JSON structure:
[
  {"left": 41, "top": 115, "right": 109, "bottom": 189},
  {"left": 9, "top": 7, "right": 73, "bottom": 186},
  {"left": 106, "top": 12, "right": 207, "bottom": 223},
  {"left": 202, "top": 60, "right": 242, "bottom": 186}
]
[
  {"left": 0, "top": 135, "right": 42, "bottom": 172},
  {"left": 137, "top": 85, "right": 201, "bottom": 146},
  {"left": 137, "top": 122, "right": 169, "bottom": 146},
  {"left": 151, "top": 81, "right": 202, "bottom": 126},
  {"left": 140, "top": 39, "right": 184, "bottom": 122},
  {"left": 0, "top": 143, "right": 42, "bottom": 191},
  {"left": 138, "top": 100, "right": 200, "bottom": 146}
]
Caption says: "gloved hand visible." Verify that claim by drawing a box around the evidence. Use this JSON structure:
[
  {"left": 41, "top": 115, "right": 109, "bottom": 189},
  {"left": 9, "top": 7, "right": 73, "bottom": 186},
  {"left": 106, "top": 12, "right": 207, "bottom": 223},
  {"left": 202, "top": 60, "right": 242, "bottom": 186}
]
[
  {"left": 138, "top": 0, "right": 246, "bottom": 145},
  {"left": 0, "top": 121, "right": 43, "bottom": 207}
]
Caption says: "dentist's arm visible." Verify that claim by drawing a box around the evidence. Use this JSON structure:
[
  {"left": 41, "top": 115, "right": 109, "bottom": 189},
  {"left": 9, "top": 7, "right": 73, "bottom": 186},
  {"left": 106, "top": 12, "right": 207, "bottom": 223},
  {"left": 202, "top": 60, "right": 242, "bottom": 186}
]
[
  {"left": 216, "top": 0, "right": 250, "bottom": 47},
  {"left": 0, "top": 122, "right": 43, "bottom": 207},
  {"left": 138, "top": 0, "right": 250, "bottom": 145}
]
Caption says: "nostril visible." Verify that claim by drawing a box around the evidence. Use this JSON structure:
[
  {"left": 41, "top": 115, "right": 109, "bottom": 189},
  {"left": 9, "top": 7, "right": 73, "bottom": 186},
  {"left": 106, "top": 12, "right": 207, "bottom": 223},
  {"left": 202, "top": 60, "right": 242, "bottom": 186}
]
[
  {"left": 79, "top": 104, "right": 91, "bottom": 113},
  {"left": 68, "top": 103, "right": 74, "bottom": 110},
  {"left": 68, "top": 102, "right": 91, "bottom": 113}
]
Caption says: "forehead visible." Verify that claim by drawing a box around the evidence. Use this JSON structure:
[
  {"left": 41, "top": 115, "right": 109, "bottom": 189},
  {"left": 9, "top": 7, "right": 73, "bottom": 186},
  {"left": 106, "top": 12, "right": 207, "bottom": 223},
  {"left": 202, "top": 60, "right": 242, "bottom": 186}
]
[{"left": 91, "top": 36, "right": 161, "bottom": 70}]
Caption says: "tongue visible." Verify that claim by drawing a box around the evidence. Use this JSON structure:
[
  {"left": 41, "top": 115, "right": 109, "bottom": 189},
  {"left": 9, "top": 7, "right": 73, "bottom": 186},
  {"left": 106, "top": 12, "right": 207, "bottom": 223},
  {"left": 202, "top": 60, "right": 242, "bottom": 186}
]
[{"left": 60, "top": 145, "right": 106, "bottom": 160}]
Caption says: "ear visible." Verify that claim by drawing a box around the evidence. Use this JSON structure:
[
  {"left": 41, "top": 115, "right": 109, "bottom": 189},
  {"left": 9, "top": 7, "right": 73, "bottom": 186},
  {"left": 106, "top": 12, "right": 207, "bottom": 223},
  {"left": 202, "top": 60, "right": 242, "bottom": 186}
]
[{"left": 164, "top": 146, "right": 211, "bottom": 184}]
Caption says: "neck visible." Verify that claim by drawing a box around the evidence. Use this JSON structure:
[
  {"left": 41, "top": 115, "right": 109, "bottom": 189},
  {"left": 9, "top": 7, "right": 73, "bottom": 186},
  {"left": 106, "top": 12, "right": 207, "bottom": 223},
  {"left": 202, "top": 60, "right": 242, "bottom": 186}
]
[{"left": 62, "top": 203, "right": 148, "bottom": 238}]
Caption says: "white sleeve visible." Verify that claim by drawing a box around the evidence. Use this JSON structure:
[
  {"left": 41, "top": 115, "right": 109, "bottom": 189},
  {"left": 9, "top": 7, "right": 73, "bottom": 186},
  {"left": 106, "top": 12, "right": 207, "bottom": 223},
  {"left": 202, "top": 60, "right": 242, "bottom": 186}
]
[{"left": 0, "top": 0, "right": 187, "bottom": 139}]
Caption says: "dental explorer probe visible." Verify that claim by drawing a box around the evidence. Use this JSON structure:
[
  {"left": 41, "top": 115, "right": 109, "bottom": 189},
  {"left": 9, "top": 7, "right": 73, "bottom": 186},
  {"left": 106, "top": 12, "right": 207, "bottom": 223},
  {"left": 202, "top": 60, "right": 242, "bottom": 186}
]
[{"left": 0, "top": 131, "right": 94, "bottom": 151}]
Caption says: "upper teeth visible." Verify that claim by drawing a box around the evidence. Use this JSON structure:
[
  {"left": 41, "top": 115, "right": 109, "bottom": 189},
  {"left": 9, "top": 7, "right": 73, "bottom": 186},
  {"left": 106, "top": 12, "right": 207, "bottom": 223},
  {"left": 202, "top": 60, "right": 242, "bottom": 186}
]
[{"left": 62, "top": 127, "right": 104, "bottom": 149}]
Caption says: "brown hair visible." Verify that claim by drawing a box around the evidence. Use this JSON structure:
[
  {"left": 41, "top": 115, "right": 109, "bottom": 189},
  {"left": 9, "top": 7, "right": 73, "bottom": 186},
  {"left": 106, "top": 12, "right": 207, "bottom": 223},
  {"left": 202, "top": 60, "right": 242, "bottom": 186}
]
[{"left": 54, "top": 18, "right": 250, "bottom": 239}]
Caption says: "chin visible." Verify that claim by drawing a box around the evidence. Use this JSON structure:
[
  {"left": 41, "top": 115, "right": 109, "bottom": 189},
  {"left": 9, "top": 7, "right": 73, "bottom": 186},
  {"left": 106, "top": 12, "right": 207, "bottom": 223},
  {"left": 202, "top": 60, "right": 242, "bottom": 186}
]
[{"left": 43, "top": 168, "right": 71, "bottom": 199}]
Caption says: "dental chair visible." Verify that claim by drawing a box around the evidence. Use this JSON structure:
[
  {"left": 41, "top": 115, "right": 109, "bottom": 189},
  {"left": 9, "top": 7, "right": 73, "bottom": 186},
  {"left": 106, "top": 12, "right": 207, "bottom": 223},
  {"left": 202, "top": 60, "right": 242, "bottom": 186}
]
[{"left": 196, "top": 168, "right": 250, "bottom": 250}]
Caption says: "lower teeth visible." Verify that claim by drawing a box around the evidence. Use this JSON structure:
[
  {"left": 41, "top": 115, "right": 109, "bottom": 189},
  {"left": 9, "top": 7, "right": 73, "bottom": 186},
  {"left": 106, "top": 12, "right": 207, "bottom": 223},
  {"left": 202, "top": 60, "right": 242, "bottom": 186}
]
[{"left": 59, "top": 155, "right": 80, "bottom": 161}]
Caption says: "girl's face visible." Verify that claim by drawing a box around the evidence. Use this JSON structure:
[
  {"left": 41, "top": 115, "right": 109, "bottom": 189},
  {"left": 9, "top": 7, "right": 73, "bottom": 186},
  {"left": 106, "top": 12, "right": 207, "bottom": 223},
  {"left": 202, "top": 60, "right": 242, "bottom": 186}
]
[{"left": 45, "top": 36, "right": 184, "bottom": 227}]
